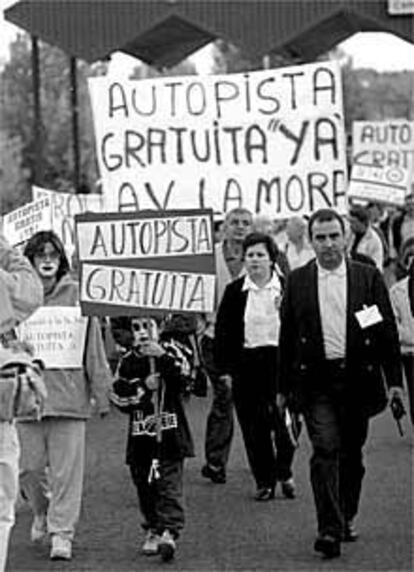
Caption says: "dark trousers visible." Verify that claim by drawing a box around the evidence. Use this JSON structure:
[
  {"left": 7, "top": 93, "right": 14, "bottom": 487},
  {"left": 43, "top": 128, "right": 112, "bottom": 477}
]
[
  {"left": 402, "top": 354, "right": 414, "bottom": 425},
  {"left": 201, "top": 335, "right": 234, "bottom": 470},
  {"left": 303, "top": 363, "right": 369, "bottom": 539},
  {"left": 129, "top": 457, "right": 184, "bottom": 538},
  {"left": 233, "top": 347, "right": 295, "bottom": 489}
]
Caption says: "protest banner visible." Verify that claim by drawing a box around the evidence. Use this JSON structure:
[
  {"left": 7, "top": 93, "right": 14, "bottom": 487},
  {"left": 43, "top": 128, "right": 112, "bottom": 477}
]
[
  {"left": 88, "top": 61, "right": 347, "bottom": 219},
  {"left": 75, "top": 209, "right": 216, "bottom": 317},
  {"left": 32, "top": 186, "right": 104, "bottom": 261},
  {"left": 388, "top": 0, "right": 414, "bottom": 14},
  {"left": 2, "top": 197, "right": 52, "bottom": 247},
  {"left": 348, "top": 163, "right": 410, "bottom": 206},
  {"left": 352, "top": 120, "right": 414, "bottom": 172},
  {"left": 17, "top": 306, "right": 88, "bottom": 369}
]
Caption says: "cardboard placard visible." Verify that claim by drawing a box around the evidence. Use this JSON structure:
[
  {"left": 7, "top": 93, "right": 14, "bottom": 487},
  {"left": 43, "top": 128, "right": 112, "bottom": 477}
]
[
  {"left": 2, "top": 198, "right": 52, "bottom": 247},
  {"left": 348, "top": 163, "right": 410, "bottom": 206},
  {"left": 75, "top": 209, "right": 216, "bottom": 316},
  {"left": 388, "top": 0, "right": 414, "bottom": 15},
  {"left": 352, "top": 120, "right": 414, "bottom": 172},
  {"left": 17, "top": 306, "right": 88, "bottom": 369}
]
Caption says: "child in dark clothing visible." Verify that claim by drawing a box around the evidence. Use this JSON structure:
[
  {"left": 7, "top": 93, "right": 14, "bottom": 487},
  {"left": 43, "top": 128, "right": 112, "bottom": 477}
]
[{"left": 110, "top": 316, "right": 194, "bottom": 562}]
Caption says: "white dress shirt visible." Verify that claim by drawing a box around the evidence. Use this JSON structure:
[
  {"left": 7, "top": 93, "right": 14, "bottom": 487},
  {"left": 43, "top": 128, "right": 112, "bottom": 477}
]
[
  {"left": 317, "top": 260, "right": 347, "bottom": 360},
  {"left": 243, "top": 272, "right": 282, "bottom": 348}
]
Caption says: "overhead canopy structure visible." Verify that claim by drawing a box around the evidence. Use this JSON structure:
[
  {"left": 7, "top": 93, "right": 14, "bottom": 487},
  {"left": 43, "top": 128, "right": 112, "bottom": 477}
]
[{"left": 4, "top": 0, "right": 414, "bottom": 68}]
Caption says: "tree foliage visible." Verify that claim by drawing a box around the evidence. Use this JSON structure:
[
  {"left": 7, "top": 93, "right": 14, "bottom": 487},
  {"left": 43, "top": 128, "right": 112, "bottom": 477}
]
[
  {"left": 211, "top": 39, "right": 414, "bottom": 129},
  {"left": 0, "top": 33, "right": 107, "bottom": 209},
  {"left": 341, "top": 65, "right": 414, "bottom": 132},
  {"left": 129, "top": 58, "right": 197, "bottom": 79},
  {"left": 210, "top": 39, "right": 264, "bottom": 73},
  {"left": 0, "top": 130, "right": 30, "bottom": 215}
]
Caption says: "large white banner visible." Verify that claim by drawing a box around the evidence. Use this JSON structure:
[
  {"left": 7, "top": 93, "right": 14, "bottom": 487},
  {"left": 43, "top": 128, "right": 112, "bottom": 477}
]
[
  {"left": 32, "top": 186, "right": 104, "bottom": 261},
  {"left": 17, "top": 306, "right": 88, "bottom": 369},
  {"left": 89, "top": 61, "right": 347, "bottom": 218},
  {"left": 352, "top": 120, "right": 414, "bottom": 172},
  {"left": 2, "top": 197, "right": 52, "bottom": 247}
]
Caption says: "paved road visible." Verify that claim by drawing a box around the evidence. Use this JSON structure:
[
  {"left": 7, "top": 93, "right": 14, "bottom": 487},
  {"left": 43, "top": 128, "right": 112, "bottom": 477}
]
[{"left": 8, "top": 393, "right": 413, "bottom": 571}]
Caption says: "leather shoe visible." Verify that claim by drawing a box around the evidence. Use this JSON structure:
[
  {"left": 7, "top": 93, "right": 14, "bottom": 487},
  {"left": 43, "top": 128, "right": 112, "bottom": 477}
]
[
  {"left": 314, "top": 535, "right": 341, "bottom": 559},
  {"left": 254, "top": 487, "right": 275, "bottom": 501},
  {"left": 343, "top": 520, "right": 359, "bottom": 542},
  {"left": 201, "top": 464, "right": 226, "bottom": 484}
]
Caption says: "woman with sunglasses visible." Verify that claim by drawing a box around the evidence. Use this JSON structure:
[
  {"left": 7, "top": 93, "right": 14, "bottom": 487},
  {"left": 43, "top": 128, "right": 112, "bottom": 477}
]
[{"left": 18, "top": 231, "right": 111, "bottom": 561}]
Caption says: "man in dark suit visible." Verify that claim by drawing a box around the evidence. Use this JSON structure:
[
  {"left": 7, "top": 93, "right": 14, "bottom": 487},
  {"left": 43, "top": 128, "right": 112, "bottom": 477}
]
[{"left": 278, "top": 208, "right": 403, "bottom": 559}]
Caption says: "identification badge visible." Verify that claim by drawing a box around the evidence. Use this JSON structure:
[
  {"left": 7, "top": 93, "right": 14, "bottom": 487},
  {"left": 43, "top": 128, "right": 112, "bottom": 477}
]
[{"left": 355, "top": 305, "right": 383, "bottom": 329}]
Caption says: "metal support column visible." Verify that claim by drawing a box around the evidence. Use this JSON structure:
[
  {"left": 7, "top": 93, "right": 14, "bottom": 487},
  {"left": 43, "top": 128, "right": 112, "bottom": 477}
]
[
  {"left": 70, "top": 56, "right": 80, "bottom": 191},
  {"left": 31, "top": 35, "right": 42, "bottom": 183}
]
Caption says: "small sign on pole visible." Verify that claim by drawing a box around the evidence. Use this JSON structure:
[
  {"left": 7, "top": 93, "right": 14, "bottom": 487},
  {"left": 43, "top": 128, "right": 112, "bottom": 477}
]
[
  {"left": 348, "top": 164, "right": 410, "bottom": 206},
  {"left": 388, "top": 0, "right": 414, "bottom": 15},
  {"left": 2, "top": 198, "right": 53, "bottom": 247}
]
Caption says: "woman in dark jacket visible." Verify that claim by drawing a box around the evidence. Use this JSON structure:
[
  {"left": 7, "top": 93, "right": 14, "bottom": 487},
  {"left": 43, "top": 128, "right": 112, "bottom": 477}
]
[{"left": 215, "top": 232, "right": 296, "bottom": 501}]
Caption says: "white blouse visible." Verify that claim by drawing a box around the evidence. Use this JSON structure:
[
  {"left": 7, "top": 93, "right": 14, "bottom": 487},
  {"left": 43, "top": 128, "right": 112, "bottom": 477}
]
[{"left": 242, "top": 272, "right": 282, "bottom": 348}]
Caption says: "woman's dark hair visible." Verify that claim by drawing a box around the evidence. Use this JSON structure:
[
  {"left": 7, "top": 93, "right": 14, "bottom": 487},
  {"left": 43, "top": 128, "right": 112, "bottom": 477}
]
[
  {"left": 242, "top": 232, "right": 279, "bottom": 266},
  {"left": 23, "top": 230, "right": 70, "bottom": 283}
]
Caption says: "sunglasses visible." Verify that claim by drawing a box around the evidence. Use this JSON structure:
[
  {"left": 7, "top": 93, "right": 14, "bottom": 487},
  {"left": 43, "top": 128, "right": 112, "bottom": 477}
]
[
  {"left": 35, "top": 251, "right": 60, "bottom": 261},
  {"left": 131, "top": 320, "right": 159, "bottom": 341},
  {"left": 131, "top": 323, "right": 147, "bottom": 332}
]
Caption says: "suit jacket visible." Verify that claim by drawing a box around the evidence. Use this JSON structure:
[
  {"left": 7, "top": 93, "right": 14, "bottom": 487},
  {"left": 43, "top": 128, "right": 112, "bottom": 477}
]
[
  {"left": 214, "top": 276, "right": 248, "bottom": 377},
  {"left": 279, "top": 258, "right": 402, "bottom": 417}
]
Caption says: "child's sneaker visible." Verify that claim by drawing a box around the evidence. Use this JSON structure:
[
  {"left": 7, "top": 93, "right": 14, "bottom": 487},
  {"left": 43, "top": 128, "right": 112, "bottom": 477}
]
[
  {"left": 30, "top": 513, "right": 48, "bottom": 543},
  {"left": 142, "top": 530, "right": 160, "bottom": 556},
  {"left": 50, "top": 534, "right": 72, "bottom": 560},
  {"left": 159, "top": 529, "right": 176, "bottom": 562}
]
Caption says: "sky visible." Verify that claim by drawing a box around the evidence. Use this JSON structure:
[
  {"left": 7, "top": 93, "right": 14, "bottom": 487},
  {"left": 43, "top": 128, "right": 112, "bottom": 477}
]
[{"left": 1, "top": 0, "right": 414, "bottom": 72}]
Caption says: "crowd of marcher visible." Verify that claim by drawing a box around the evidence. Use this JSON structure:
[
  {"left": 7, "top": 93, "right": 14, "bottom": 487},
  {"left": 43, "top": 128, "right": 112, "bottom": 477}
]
[{"left": 0, "top": 192, "right": 413, "bottom": 569}]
